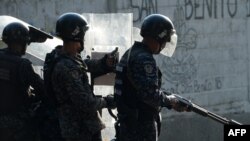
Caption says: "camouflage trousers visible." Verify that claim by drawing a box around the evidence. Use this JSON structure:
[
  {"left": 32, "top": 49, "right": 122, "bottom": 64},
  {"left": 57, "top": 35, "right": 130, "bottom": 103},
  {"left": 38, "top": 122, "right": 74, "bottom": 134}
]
[{"left": 119, "top": 120, "right": 158, "bottom": 141}]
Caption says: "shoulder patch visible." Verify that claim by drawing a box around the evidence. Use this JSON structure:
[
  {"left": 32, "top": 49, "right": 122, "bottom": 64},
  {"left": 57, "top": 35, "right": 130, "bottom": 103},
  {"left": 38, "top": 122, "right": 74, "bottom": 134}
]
[
  {"left": 144, "top": 63, "right": 154, "bottom": 74},
  {"left": 69, "top": 69, "right": 80, "bottom": 79}
]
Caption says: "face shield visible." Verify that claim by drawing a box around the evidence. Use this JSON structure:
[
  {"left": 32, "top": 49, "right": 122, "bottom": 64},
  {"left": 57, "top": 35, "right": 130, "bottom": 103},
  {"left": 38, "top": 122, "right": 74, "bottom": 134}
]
[{"left": 159, "top": 30, "right": 177, "bottom": 57}]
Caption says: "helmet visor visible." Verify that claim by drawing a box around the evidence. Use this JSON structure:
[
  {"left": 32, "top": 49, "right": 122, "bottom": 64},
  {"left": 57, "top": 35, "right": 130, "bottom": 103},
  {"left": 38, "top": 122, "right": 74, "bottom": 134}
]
[{"left": 160, "top": 32, "right": 177, "bottom": 57}]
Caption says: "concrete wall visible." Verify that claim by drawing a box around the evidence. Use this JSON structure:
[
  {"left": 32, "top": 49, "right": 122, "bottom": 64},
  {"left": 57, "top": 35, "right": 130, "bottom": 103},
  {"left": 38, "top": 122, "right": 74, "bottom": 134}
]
[
  {"left": 1, "top": 0, "right": 250, "bottom": 141},
  {"left": 0, "top": 0, "right": 109, "bottom": 33}
]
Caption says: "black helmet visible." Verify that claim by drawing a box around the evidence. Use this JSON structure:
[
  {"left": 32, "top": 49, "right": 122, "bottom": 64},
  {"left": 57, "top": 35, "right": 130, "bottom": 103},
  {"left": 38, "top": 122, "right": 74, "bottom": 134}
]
[
  {"left": 2, "top": 22, "right": 30, "bottom": 44},
  {"left": 56, "top": 12, "right": 89, "bottom": 41},
  {"left": 140, "top": 14, "right": 175, "bottom": 44}
]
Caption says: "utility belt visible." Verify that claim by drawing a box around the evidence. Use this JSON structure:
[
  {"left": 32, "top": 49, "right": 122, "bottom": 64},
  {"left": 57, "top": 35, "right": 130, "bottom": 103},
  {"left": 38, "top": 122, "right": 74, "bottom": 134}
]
[
  {"left": 117, "top": 101, "right": 158, "bottom": 124},
  {"left": 116, "top": 100, "right": 162, "bottom": 138}
]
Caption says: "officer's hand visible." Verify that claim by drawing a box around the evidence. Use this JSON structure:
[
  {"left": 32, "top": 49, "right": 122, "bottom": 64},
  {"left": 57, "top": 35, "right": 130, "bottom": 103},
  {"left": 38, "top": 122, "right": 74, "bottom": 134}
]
[
  {"left": 169, "top": 95, "right": 188, "bottom": 112},
  {"left": 162, "top": 95, "right": 190, "bottom": 112},
  {"left": 104, "top": 94, "right": 116, "bottom": 109}
]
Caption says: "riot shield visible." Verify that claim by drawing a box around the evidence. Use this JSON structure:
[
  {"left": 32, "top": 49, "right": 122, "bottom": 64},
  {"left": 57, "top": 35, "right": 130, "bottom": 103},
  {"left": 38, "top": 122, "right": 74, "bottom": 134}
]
[
  {"left": 81, "top": 13, "right": 133, "bottom": 140},
  {"left": 0, "top": 15, "right": 63, "bottom": 77}
]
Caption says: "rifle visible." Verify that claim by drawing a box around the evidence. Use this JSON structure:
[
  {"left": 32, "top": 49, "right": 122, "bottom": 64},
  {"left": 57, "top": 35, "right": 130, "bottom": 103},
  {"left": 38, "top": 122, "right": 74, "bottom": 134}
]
[{"left": 164, "top": 92, "right": 242, "bottom": 125}]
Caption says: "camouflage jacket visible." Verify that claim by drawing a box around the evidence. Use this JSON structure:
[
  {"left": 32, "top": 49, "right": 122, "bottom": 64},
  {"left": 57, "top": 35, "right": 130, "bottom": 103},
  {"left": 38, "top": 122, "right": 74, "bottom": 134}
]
[{"left": 49, "top": 46, "right": 110, "bottom": 138}]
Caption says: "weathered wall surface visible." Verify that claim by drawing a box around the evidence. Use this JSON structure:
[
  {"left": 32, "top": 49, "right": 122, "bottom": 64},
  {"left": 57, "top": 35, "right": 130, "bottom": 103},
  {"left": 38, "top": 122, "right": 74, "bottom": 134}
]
[
  {"left": 0, "top": 0, "right": 109, "bottom": 32},
  {"left": 1, "top": 0, "right": 250, "bottom": 141}
]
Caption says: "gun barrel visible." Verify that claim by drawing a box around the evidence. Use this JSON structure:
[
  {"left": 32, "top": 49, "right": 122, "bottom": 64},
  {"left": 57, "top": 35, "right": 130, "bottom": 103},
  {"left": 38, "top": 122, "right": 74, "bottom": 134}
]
[
  {"left": 191, "top": 103, "right": 209, "bottom": 116},
  {"left": 164, "top": 92, "right": 243, "bottom": 125},
  {"left": 191, "top": 103, "right": 242, "bottom": 125},
  {"left": 229, "top": 119, "right": 242, "bottom": 125}
]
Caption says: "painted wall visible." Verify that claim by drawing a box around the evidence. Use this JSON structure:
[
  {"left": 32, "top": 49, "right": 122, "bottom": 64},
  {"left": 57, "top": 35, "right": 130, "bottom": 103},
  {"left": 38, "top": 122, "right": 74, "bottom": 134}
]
[{"left": 1, "top": 0, "right": 250, "bottom": 141}]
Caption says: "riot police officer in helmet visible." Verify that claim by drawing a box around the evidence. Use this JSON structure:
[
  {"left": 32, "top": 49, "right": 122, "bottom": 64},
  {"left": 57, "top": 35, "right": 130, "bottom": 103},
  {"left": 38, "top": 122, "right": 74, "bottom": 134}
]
[
  {"left": 114, "top": 14, "right": 189, "bottom": 141},
  {"left": 1, "top": 22, "right": 30, "bottom": 55},
  {"left": 43, "top": 12, "right": 116, "bottom": 141},
  {"left": 0, "top": 22, "right": 44, "bottom": 141},
  {"left": 140, "top": 14, "right": 178, "bottom": 56}
]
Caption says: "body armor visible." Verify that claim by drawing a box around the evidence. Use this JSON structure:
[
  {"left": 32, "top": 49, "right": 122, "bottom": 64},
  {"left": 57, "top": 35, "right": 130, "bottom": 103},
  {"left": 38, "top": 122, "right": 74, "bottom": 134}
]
[{"left": 0, "top": 49, "right": 28, "bottom": 113}]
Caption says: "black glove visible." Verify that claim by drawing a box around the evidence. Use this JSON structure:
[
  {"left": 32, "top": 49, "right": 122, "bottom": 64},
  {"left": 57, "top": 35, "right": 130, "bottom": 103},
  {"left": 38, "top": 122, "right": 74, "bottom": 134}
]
[
  {"left": 162, "top": 94, "right": 189, "bottom": 112},
  {"left": 104, "top": 94, "right": 116, "bottom": 109},
  {"left": 161, "top": 94, "right": 172, "bottom": 109}
]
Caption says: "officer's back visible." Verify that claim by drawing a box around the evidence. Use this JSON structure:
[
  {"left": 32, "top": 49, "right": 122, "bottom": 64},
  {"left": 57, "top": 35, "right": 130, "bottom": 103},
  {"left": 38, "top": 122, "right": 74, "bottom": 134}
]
[{"left": 0, "top": 22, "right": 44, "bottom": 141}]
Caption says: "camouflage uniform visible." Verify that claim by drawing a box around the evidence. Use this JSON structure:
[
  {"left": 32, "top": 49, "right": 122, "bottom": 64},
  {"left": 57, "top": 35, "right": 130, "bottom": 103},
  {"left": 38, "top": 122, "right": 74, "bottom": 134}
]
[
  {"left": 115, "top": 42, "right": 163, "bottom": 141},
  {"left": 48, "top": 46, "right": 111, "bottom": 141},
  {"left": 0, "top": 48, "right": 44, "bottom": 141}
]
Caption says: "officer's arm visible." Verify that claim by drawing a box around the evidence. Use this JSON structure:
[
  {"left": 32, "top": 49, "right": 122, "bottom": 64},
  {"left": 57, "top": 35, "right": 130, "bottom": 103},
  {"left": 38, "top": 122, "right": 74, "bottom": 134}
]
[
  {"left": 129, "top": 54, "right": 161, "bottom": 109},
  {"left": 53, "top": 65, "right": 107, "bottom": 112},
  {"left": 84, "top": 54, "right": 115, "bottom": 77},
  {"left": 84, "top": 58, "right": 108, "bottom": 75},
  {"left": 19, "top": 60, "right": 45, "bottom": 96}
]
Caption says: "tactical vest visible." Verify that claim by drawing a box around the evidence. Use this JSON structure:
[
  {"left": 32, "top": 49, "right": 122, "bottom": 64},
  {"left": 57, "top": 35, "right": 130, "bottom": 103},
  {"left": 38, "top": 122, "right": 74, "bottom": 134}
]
[
  {"left": 43, "top": 49, "right": 61, "bottom": 108},
  {"left": 44, "top": 47, "right": 88, "bottom": 107},
  {"left": 41, "top": 47, "right": 65, "bottom": 141},
  {"left": 0, "top": 49, "right": 28, "bottom": 113},
  {"left": 114, "top": 48, "right": 137, "bottom": 124},
  {"left": 115, "top": 42, "right": 164, "bottom": 123},
  {"left": 115, "top": 44, "right": 156, "bottom": 121}
]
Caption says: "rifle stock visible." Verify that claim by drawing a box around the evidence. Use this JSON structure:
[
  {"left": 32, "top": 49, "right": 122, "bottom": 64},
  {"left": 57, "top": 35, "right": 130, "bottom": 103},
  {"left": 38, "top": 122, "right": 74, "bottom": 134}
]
[{"left": 168, "top": 93, "right": 242, "bottom": 125}]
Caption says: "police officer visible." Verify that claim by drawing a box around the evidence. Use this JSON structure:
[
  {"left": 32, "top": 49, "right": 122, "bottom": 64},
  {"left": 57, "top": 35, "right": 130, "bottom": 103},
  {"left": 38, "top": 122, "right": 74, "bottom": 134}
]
[
  {"left": 114, "top": 14, "right": 189, "bottom": 141},
  {"left": 0, "top": 22, "right": 44, "bottom": 141},
  {"left": 43, "top": 12, "right": 116, "bottom": 141}
]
